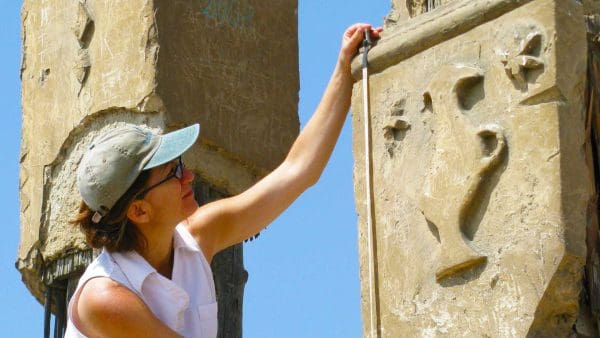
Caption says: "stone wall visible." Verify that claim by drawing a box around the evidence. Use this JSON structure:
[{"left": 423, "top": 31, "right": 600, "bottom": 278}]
[{"left": 351, "top": 0, "right": 594, "bottom": 335}]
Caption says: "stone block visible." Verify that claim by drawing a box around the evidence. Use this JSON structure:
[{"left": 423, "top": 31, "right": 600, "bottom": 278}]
[
  {"left": 19, "top": 0, "right": 299, "bottom": 303},
  {"left": 351, "top": 0, "right": 591, "bottom": 335}
]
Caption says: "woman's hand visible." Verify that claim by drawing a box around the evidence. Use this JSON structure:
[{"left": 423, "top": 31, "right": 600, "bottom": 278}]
[{"left": 338, "top": 23, "right": 383, "bottom": 71}]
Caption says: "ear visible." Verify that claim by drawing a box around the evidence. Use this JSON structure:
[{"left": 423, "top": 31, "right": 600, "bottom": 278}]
[{"left": 127, "top": 200, "right": 152, "bottom": 224}]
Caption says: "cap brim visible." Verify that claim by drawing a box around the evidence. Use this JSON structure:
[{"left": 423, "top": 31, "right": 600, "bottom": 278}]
[{"left": 144, "top": 123, "right": 200, "bottom": 169}]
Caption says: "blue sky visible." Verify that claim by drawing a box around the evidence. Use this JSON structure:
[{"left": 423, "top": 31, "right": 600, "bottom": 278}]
[{"left": 0, "top": 1, "right": 390, "bottom": 337}]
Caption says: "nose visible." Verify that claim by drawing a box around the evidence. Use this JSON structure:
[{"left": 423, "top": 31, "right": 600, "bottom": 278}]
[{"left": 180, "top": 166, "right": 195, "bottom": 184}]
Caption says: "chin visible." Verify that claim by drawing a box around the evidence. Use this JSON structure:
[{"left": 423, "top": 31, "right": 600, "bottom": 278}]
[{"left": 181, "top": 200, "right": 199, "bottom": 219}]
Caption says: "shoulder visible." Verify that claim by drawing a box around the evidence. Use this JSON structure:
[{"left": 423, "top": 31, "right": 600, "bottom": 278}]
[
  {"left": 75, "top": 277, "right": 177, "bottom": 337},
  {"left": 80, "top": 276, "right": 136, "bottom": 303},
  {"left": 77, "top": 277, "right": 144, "bottom": 325}
]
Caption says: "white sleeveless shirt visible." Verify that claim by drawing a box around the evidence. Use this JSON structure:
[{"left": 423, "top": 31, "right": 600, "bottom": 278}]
[{"left": 65, "top": 224, "right": 218, "bottom": 338}]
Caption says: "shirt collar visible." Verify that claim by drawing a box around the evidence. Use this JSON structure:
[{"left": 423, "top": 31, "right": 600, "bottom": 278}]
[
  {"left": 111, "top": 249, "right": 157, "bottom": 293},
  {"left": 110, "top": 224, "right": 201, "bottom": 292},
  {"left": 173, "top": 223, "right": 202, "bottom": 253}
]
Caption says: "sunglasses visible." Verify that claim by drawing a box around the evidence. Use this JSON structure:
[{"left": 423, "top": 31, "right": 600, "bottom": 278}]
[{"left": 135, "top": 157, "right": 184, "bottom": 199}]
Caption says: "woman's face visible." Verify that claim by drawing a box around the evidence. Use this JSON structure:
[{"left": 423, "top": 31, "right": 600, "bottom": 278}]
[{"left": 142, "top": 158, "right": 198, "bottom": 225}]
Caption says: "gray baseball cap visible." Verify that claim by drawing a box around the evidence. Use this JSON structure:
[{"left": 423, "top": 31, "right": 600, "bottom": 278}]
[{"left": 77, "top": 123, "right": 200, "bottom": 222}]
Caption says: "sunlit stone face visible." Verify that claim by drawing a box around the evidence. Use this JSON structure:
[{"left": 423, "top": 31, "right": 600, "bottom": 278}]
[{"left": 352, "top": 0, "right": 590, "bottom": 336}]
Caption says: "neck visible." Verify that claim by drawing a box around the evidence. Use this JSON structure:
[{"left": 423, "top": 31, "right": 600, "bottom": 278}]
[{"left": 139, "top": 221, "right": 176, "bottom": 279}]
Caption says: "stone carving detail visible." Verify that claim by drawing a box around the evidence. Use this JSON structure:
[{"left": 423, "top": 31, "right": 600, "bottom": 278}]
[
  {"left": 383, "top": 96, "right": 411, "bottom": 157},
  {"left": 386, "top": 0, "right": 460, "bottom": 25},
  {"left": 500, "top": 31, "right": 545, "bottom": 91},
  {"left": 419, "top": 64, "right": 506, "bottom": 282},
  {"left": 406, "top": 0, "right": 444, "bottom": 18},
  {"left": 72, "top": 1, "right": 94, "bottom": 94}
]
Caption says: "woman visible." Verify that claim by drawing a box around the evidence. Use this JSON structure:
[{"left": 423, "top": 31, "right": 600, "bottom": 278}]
[{"left": 65, "top": 23, "right": 382, "bottom": 337}]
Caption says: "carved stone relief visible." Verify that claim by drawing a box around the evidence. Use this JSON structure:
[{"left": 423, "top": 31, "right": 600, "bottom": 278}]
[
  {"left": 72, "top": 1, "right": 94, "bottom": 95},
  {"left": 499, "top": 26, "right": 545, "bottom": 93},
  {"left": 420, "top": 64, "right": 506, "bottom": 282},
  {"left": 381, "top": 89, "right": 411, "bottom": 157},
  {"left": 351, "top": 0, "right": 589, "bottom": 336}
]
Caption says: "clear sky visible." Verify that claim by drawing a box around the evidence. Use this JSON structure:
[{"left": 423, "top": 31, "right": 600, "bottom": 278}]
[{"left": 0, "top": 1, "right": 390, "bottom": 337}]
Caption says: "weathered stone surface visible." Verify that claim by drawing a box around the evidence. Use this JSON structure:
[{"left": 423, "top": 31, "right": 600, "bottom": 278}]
[
  {"left": 19, "top": 0, "right": 161, "bottom": 300},
  {"left": 154, "top": 0, "right": 299, "bottom": 173},
  {"left": 19, "top": 0, "right": 299, "bottom": 306},
  {"left": 385, "top": 0, "right": 458, "bottom": 28},
  {"left": 352, "top": 0, "right": 591, "bottom": 335}
]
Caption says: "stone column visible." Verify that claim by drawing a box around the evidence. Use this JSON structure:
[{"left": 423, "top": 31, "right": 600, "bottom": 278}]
[
  {"left": 351, "top": 0, "right": 596, "bottom": 336},
  {"left": 18, "top": 0, "right": 299, "bottom": 335}
]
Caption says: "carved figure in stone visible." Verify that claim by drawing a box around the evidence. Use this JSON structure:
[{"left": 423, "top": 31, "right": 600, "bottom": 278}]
[
  {"left": 383, "top": 96, "right": 411, "bottom": 157},
  {"left": 72, "top": 1, "right": 94, "bottom": 95},
  {"left": 500, "top": 31, "right": 544, "bottom": 91},
  {"left": 420, "top": 64, "right": 506, "bottom": 282}
]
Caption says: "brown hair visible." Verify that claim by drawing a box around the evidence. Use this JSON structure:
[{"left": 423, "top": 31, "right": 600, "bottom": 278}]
[{"left": 70, "top": 170, "right": 152, "bottom": 253}]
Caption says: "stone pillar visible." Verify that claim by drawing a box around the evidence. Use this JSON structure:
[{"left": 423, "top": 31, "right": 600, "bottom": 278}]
[
  {"left": 351, "top": 0, "right": 596, "bottom": 336},
  {"left": 18, "top": 0, "right": 299, "bottom": 335}
]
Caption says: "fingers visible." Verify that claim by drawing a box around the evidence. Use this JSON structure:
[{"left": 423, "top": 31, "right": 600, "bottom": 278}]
[
  {"left": 344, "top": 23, "right": 372, "bottom": 40},
  {"left": 371, "top": 27, "right": 383, "bottom": 38},
  {"left": 363, "top": 26, "right": 383, "bottom": 40},
  {"left": 338, "top": 23, "right": 384, "bottom": 67},
  {"left": 347, "top": 27, "right": 366, "bottom": 49},
  {"left": 343, "top": 23, "right": 382, "bottom": 46}
]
